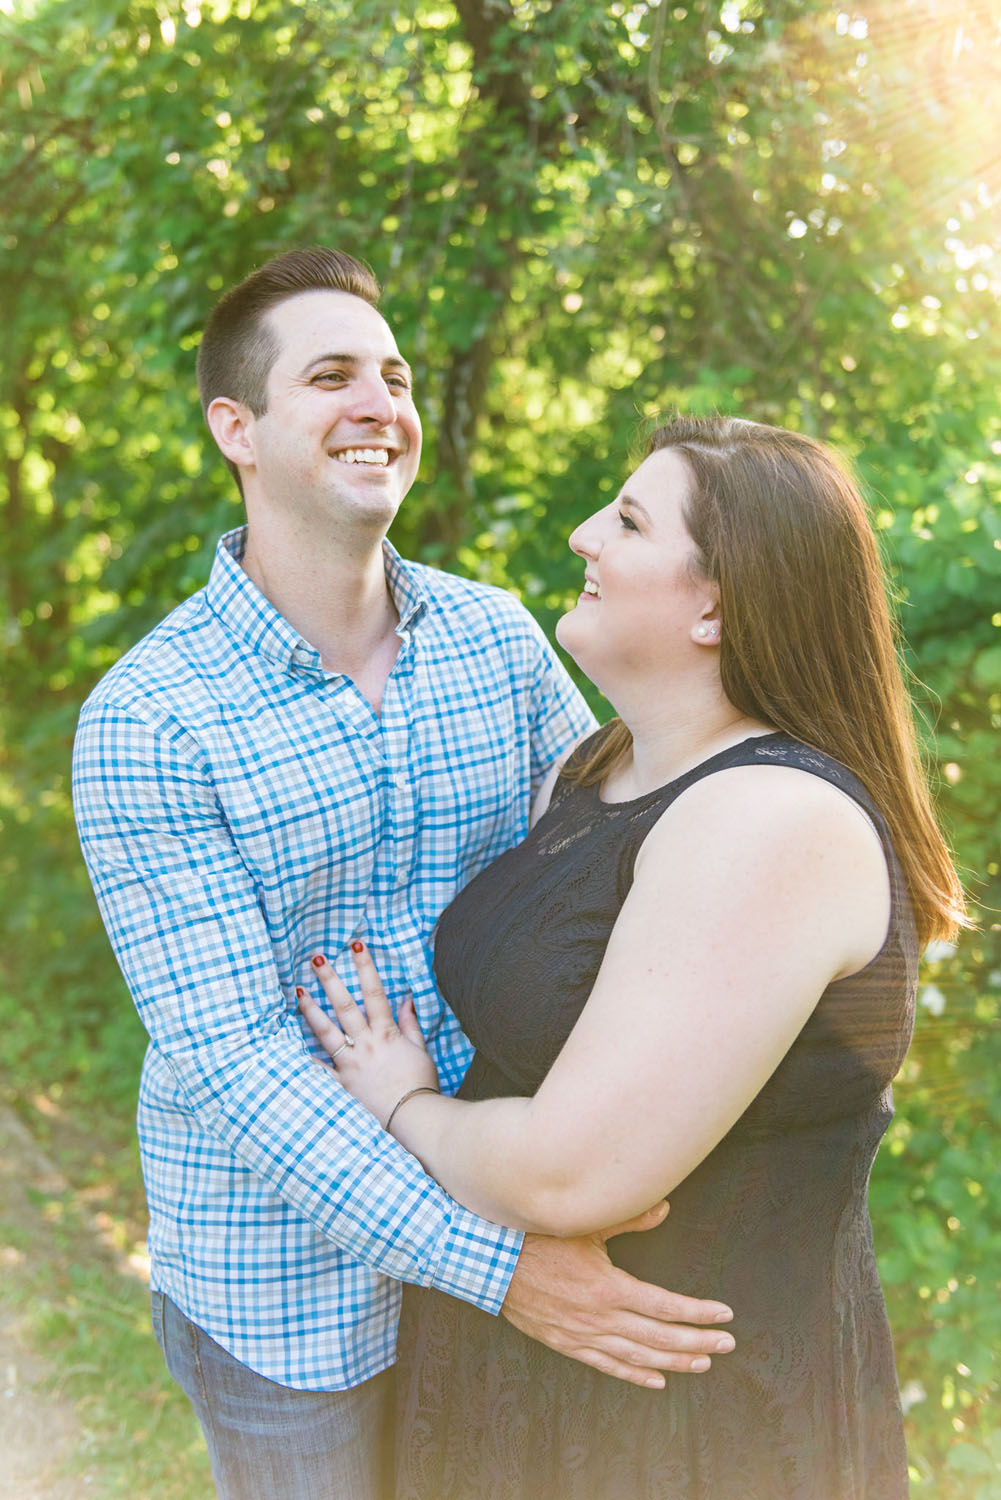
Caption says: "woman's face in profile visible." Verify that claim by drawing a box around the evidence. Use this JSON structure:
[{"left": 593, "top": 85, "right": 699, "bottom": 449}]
[{"left": 555, "top": 448, "right": 718, "bottom": 691}]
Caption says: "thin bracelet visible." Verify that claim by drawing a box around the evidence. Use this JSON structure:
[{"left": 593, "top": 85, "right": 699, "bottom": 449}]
[{"left": 385, "top": 1085, "right": 441, "bottom": 1136}]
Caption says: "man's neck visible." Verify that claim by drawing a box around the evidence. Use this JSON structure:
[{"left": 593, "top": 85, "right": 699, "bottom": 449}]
[{"left": 240, "top": 516, "right": 401, "bottom": 711}]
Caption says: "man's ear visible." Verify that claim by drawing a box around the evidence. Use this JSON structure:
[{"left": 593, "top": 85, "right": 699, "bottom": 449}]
[{"left": 207, "top": 396, "right": 256, "bottom": 470}]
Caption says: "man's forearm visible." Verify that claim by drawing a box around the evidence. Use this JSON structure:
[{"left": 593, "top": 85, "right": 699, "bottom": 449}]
[{"left": 151, "top": 1021, "right": 524, "bottom": 1307}]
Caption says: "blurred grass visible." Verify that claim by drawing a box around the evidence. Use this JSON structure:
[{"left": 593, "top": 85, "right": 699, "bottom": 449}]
[{"left": 0, "top": 982, "right": 212, "bottom": 1498}]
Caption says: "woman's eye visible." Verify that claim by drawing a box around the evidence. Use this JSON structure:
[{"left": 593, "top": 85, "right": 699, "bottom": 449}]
[
  {"left": 618, "top": 511, "right": 638, "bottom": 532},
  {"left": 312, "top": 370, "right": 346, "bottom": 385}
]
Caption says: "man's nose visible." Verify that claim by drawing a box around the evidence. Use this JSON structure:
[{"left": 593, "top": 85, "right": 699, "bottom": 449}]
[{"left": 348, "top": 372, "right": 398, "bottom": 426}]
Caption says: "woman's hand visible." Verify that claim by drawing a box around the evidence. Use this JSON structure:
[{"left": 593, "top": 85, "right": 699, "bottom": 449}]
[{"left": 297, "top": 942, "right": 440, "bottom": 1128}]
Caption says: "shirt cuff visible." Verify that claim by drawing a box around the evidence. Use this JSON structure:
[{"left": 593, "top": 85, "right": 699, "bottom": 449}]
[{"left": 420, "top": 1201, "right": 524, "bottom": 1314}]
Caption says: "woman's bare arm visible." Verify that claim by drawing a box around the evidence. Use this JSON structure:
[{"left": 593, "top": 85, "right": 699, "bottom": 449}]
[{"left": 306, "top": 765, "right": 890, "bottom": 1236}]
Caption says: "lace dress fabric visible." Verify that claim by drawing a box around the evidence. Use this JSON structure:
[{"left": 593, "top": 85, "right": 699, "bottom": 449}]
[{"left": 395, "top": 732, "right": 917, "bottom": 1499}]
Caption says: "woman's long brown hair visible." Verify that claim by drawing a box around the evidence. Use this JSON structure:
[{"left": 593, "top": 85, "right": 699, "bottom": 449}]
[{"left": 565, "top": 415, "right": 967, "bottom": 948}]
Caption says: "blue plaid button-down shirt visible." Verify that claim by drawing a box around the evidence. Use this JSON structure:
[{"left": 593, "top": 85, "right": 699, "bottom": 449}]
[{"left": 73, "top": 527, "right": 594, "bottom": 1390}]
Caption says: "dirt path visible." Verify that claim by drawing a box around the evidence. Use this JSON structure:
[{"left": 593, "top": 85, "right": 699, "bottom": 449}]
[{"left": 0, "top": 1107, "right": 97, "bottom": 1498}]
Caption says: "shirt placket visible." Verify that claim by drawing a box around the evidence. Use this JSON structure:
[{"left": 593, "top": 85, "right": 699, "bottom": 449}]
[
  {"left": 314, "top": 670, "right": 386, "bottom": 944},
  {"left": 370, "top": 634, "right": 421, "bottom": 973}
]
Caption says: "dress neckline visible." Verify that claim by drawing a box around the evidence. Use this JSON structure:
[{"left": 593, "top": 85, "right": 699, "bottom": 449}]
[{"left": 594, "top": 730, "right": 789, "bottom": 808}]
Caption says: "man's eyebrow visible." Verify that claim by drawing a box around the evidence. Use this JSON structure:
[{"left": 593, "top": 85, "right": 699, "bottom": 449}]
[
  {"left": 300, "top": 353, "right": 412, "bottom": 375},
  {"left": 619, "top": 492, "right": 653, "bottom": 522}
]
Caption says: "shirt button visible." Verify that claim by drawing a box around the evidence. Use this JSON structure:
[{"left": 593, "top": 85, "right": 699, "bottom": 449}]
[{"left": 393, "top": 774, "right": 407, "bottom": 790}]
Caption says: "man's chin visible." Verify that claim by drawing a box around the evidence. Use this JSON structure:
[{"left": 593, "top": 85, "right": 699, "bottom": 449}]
[
  {"left": 332, "top": 488, "right": 406, "bottom": 534},
  {"left": 332, "top": 464, "right": 415, "bottom": 510}
]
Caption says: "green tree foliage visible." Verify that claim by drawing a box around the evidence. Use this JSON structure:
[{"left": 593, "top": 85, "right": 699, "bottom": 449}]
[{"left": 1, "top": 1, "right": 999, "bottom": 1490}]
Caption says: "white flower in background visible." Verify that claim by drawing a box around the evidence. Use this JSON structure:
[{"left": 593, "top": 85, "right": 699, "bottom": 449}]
[
  {"left": 923, "top": 940, "right": 957, "bottom": 964},
  {"left": 899, "top": 1380, "right": 927, "bottom": 1413},
  {"left": 919, "top": 985, "right": 946, "bottom": 1017}
]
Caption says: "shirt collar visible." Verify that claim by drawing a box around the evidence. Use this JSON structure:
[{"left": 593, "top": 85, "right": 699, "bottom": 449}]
[
  {"left": 205, "top": 526, "right": 429, "bottom": 675},
  {"left": 383, "top": 539, "right": 429, "bottom": 633}
]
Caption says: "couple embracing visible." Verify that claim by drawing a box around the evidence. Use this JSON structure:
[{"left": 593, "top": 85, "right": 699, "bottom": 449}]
[{"left": 74, "top": 247, "right": 964, "bottom": 1499}]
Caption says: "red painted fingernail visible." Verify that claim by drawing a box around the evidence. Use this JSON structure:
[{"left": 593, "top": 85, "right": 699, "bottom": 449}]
[
  {"left": 295, "top": 987, "right": 306, "bottom": 1001},
  {"left": 311, "top": 954, "right": 325, "bottom": 968},
  {"left": 351, "top": 940, "right": 364, "bottom": 953}
]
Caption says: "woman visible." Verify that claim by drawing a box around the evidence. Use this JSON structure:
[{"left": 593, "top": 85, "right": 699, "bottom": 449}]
[{"left": 300, "top": 416, "right": 966, "bottom": 1498}]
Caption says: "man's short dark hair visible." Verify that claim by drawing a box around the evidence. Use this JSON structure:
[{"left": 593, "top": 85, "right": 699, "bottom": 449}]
[{"left": 196, "top": 247, "right": 381, "bottom": 420}]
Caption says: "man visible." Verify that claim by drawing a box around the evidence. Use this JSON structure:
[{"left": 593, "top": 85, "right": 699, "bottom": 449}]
[{"left": 73, "top": 248, "right": 734, "bottom": 1499}]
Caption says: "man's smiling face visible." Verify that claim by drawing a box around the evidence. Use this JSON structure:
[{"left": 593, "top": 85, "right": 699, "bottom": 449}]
[{"left": 244, "top": 289, "right": 422, "bottom": 537}]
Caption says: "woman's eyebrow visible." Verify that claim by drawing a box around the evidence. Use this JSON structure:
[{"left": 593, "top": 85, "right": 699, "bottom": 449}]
[{"left": 619, "top": 493, "right": 653, "bottom": 522}]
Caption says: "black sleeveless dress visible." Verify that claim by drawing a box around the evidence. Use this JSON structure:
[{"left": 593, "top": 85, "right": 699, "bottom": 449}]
[{"left": 394, "top": 732, "right": 917, "bottom": 1500}]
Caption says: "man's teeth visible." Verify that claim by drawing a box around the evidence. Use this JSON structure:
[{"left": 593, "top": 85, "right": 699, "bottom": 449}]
[
  {"left": 583, "top": 580, "right": 600, "bottom": 597},
  {"left": 334, "top": 448, "right": 390, "bottom": 466}
]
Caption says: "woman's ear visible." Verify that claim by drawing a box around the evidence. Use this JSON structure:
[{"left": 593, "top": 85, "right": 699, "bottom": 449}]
[
  {"left": 692, "top": 614, "right": 721, "bottom": 645},
  {"left": 207, "top": 396, "right": 256, "bottom": 471}
]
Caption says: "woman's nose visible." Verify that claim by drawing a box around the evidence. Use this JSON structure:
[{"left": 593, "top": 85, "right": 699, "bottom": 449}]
[{"left": 568, "top": 512, "right": 601, "bottom": 558}]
